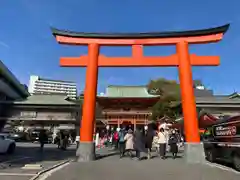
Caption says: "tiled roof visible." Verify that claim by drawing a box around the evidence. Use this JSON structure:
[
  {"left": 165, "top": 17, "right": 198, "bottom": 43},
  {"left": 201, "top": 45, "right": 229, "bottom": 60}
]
[
  {"left": 196, "top": 96, "right": 240, "bottom": 104},
  {"left": 102, "top": 85, "right": 160, "bottom": 98},
  {"left": 13, "top": 94, "right": 76, "bottom": 105},
  {"left": 194, "top": 89, "right": 213, "bottom": 97}
]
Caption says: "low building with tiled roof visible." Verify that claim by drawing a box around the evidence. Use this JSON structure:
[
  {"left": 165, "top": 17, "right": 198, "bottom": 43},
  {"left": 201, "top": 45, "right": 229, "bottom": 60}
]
[{"left": 2, "top": 94, "right": 81, "bottom": 131}]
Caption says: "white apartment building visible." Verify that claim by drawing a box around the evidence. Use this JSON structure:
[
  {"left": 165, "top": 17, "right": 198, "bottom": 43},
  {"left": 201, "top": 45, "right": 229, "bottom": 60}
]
[{"left": 28, "top": 75, "right": 77, "bottom": 99}]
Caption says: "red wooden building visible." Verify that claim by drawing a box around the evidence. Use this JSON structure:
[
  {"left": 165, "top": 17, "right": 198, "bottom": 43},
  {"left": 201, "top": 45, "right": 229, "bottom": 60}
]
[{"left": 96, "top": 85, "right": 160, "bottom": 130}]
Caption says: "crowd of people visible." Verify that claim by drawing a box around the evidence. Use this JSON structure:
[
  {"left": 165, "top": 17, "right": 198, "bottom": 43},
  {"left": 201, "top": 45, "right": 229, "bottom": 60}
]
[
  {"left": 38, "top": 129, "right": 73, "bottom": 151},
  {"left": 96, "top": 124, "right": 183, "bottom": 160},
  {"left": 37, "top": 123, "right": 183, "bottom": 160}
]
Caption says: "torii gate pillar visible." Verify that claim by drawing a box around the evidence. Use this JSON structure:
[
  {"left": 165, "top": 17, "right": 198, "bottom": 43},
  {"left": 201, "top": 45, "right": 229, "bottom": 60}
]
[
  {"left": 75, "top": 44, "right": 99, "bottom": 160},
  {"left": 51, "top": 24, "right": 229, "bottom": 162}
]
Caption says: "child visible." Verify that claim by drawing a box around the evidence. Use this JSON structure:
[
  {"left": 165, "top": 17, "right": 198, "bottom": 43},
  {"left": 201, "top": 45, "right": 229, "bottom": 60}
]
[{"left": 152, "top": 131, "right": 159, "bottom": 153}]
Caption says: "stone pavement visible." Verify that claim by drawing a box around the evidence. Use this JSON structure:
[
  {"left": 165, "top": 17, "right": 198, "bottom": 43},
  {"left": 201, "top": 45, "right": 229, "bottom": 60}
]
[{"left": 45, "top": 150, "right": 239, "bottom": 180}]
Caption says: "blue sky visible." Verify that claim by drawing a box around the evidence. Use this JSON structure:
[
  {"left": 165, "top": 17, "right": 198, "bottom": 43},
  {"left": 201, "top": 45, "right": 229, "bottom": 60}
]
[{"left": 0, "top": 0, "right": 239, "bottom": 95}]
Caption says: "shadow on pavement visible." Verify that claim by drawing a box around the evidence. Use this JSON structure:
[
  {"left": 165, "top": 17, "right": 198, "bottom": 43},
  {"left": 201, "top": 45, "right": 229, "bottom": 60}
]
[
  {"left": 0, "top": 145, "right": 76, "bottom": 170},
  {"left": 96, "top": 151, "right": 119, "bottom": 160}
]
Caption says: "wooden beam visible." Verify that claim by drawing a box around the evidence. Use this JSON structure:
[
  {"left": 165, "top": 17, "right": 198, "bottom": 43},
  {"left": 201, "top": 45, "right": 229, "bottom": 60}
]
[{"left": 60, "top": 54, "right": 219, "bottom": 67}]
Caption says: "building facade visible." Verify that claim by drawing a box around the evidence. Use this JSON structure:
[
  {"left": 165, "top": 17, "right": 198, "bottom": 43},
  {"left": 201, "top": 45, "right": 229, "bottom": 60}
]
[
  {"left": 173, "top": 94, "right": 240, "bottom": 130},
  {"left": 96, "top": 85, "right": 160, "bottom": 130},
  {"left": 96, "top": 84, "right": 240, "bottom": 131},
  {"left": 28, "top": 75, "right": 77, "bottom": 99}
]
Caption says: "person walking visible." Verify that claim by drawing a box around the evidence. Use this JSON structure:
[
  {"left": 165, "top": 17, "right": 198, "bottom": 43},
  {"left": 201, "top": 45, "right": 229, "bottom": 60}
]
[
  {"left": 95, "top": 130, "right": 100, "bottom": 148},
  {"left": 118, "top": 129, "right": 126, "bottom": 158},
  {"left": 133, "top": 128, "right": 145, "bottom": 160},
  {"left": 168, "top": 130, "right": 179, "bottom": 159},
  {"left": 55, "top": 132, "right": 61, "bottom": 149},
  {"left": 158, "top": 128, "right": 167, "bottom": 159},
  {"left": 39, "top": 129, "right": 47, "bottom": 152},
  {"left": 152, "top": 131, "right": 159, "bottom": 153},
  {"left": 113, "top": 130, "right": 119, "bottom": 149},
  {"left": 75, "top": 134, "right": 80, "bottom": 149},
  {"left": 124, "top": 129, "right": 134, "bottom": 158},
  {"left": 145, "top": 125, "right": 155, "bottom": 159}
]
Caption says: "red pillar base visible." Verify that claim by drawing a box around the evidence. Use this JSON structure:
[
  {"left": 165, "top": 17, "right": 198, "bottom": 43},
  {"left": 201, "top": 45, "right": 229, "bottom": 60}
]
[
  {"left": 76, "top": 142, "right": 96, "bottom": 162},
  {"left": 184, "top": 143, "right": 205, "bottom": 164}
]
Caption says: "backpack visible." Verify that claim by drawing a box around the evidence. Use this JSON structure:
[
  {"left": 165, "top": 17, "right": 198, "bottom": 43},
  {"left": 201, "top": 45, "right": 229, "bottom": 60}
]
[{"left": 119, "top": 131, "right": 125, "bottom": 142}]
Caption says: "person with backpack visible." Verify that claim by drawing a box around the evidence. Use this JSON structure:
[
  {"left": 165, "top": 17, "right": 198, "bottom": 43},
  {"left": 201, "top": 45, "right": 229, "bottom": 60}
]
[{"left": 118, "top": 129, "right": 126, "bottom": 158}]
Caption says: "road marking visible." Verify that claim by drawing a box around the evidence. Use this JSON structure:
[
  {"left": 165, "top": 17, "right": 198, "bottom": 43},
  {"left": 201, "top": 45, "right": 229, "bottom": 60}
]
[
  {"left": 22, "top": 164, "right": 43, "bottom": 170},
  {"left": 30, "top": 161, "right": 71, "bottom": 180},
  {"left": 38, "top": 162, "right": 70, "bottom": 180},
  {"left": 0, "top": 156, "right": 31, "bottom": 165},
  {"left": 204, "top": 161, "right": 240, "bottom": 174},
  {"left": 0, "top": 172, "right": 36, "bottom": 176}
]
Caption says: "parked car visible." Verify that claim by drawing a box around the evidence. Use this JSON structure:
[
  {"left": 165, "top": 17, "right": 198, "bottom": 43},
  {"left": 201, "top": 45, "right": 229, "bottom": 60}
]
[
  {"left": 9, "top": 132, "right": 28, "bottom": 142},
  {"left": 0, "top": 133, "right": 16, "bottom": 154},
  {"left": 203, "top": 116, "right": 240, "bottom": 171}
]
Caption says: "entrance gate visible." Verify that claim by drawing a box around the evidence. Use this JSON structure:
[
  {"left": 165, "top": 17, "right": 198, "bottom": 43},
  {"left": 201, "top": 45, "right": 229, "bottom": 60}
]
[{"left": 51, "top": 24, "right": 229, "bottom": 161}]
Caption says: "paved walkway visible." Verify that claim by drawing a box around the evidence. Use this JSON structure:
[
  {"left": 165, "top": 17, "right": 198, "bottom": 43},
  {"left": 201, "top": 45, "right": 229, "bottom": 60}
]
[{"left": 46, "top": 150, "right": 239, "bottom": 180}]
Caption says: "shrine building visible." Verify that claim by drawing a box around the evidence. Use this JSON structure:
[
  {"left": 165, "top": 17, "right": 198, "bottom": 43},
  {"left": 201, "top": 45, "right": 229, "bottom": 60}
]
[{"left": 96, "top": 85, "right": 160, "bottom": 130}]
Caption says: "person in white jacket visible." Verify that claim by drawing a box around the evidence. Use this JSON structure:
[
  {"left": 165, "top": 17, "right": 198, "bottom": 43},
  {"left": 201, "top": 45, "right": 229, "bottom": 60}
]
[{"left": 158, "top": 128, "right": 167, "bottom": 159}]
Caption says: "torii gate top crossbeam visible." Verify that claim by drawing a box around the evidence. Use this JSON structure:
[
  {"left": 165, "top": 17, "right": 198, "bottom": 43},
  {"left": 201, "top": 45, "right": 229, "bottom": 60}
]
[{"left": 51, "top": 24, "right": 229, "bottom": 46}]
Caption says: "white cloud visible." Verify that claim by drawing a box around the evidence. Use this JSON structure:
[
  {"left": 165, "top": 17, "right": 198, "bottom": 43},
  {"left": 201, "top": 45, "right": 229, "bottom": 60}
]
[{"left": 0, "top": 41, "right": 10, "bottom": 49}]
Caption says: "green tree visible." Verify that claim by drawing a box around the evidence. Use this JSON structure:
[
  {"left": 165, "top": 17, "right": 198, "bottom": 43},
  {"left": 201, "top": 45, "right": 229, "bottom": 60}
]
[
  {"left": 148, "top": 78, "right": 181, "bottom": 100},
  {"left": 147, "top": 78, "right": 181, "bottom": 120}
]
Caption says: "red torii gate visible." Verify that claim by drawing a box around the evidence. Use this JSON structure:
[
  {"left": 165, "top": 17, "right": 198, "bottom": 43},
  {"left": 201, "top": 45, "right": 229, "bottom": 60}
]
[{"left": 51, "top": 24, "right": 229, "bottom": 162}]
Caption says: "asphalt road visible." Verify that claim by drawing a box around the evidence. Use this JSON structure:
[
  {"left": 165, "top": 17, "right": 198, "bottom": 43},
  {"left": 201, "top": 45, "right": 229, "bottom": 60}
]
[
  {"left": 0, "top": 142, "right": 76, "bottom": 175},
  {"left": 0, "top": 143, "right": 239, "bottom": 180},
  {"left": 46, "top": 152, "right": 240, "bottom": 180}
]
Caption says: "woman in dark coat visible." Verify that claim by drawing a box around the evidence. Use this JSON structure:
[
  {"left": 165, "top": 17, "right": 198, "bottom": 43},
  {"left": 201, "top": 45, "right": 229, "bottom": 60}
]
[
  {"left": 145, "top": 126, "right": 155, "bottom": 159},
  {"left": 133, "top": 128, "right": 145, "bottom": 160},
  {"left": 168, "top": 130, "right": 179, "bottom": 159}
]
